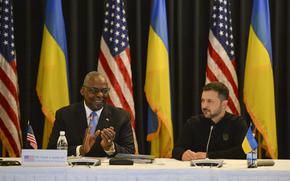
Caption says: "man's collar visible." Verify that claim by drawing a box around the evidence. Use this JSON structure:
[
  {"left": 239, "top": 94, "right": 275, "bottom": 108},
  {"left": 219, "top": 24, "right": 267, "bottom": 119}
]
[
  {"left": 212, "top": 111, "right": 229, "bottom": 125},
  {"left": 83, "top": 101, "right": 104, "bottom": 119}
]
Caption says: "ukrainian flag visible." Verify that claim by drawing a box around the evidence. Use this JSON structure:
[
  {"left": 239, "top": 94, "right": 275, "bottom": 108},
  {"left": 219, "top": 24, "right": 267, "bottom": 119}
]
[
  {"left": 242, "top": 126, "right": 258, "bottom": 154},
  {"left": 36, "top": 0, "right": 70, "bottom": 148},
  {"left": 144, "top": 0, "right": 173, "bottom": 158},
  {"left": 243, "top": 0, "right": 277, "bottom": 158}
]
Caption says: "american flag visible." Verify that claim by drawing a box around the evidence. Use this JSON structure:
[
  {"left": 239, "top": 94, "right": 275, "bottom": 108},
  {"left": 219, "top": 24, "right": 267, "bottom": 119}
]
[
  {"left": 0, "top": 0, "right": 22, "bottom": 156},
  {"left": 206, "top": 0, "right": 240, "bottom": 115},
  {"left": 98, "top": 0, "right": 137, "bottom": 151},
  {"left": 26, "top": 123, "right": 37, "bottom": 149}
]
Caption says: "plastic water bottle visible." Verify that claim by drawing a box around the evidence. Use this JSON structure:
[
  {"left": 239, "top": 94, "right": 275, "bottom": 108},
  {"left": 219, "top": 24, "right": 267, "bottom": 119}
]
[
  {"left": 57, "top": 131, "right": 68, "bottom": 150},
  {"left": 247, "top": 148, "right": 257, "bottom": 168}
]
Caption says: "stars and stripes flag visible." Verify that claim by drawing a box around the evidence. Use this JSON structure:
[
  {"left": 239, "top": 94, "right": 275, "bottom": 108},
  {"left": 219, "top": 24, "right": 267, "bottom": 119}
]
[
  {"left": 26, "top": 122, "right": 37, "bottom": 149},
  {"left": 98, "top": 0, "right": 138, "bottom": 152},
  {"left": 206, "top": 0, "right": 240, "bottom": 115},
  {"left": 0, "top": 0, "right": 22, "bottom": 156}
]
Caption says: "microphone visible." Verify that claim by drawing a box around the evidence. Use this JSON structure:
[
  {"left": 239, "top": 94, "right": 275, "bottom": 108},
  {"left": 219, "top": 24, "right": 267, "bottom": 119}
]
[
  {"left": 190, "top": 124, "right": 223, "bottom": 168},
  {"left": 205, "top": 125, "right": 214, "bottom": 158}
]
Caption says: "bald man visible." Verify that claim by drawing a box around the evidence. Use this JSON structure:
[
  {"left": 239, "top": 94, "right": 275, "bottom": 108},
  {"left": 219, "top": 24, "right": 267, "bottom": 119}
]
[{"left": 48, "top": 71, "right": 135, "bottom": 157}]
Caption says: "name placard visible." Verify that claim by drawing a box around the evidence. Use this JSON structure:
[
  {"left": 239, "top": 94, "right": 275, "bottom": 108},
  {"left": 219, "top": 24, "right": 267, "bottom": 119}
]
[{"left": 22, "top": 149, "right": 67, "bottom": 167}]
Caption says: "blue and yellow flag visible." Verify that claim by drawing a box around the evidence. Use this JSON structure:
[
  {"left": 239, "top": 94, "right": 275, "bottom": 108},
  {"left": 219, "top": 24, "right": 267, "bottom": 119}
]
[
  {"left": 144, "top": 0, "right": 173, "bottom": 158},
  {"left": 242, "top": 126, "right": 258, "bottom": 154},
  {"left": 243, "top": 0, "right": 277, "bottom": 158},
  {"left": 36, "top": 0, "right": 70, "bottom": 148}
]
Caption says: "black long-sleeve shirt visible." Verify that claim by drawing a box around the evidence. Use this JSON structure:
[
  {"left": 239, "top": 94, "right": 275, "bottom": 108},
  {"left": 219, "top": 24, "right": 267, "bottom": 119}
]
[{"left": 172, "top": 112, "right": 248, "bottom": 160}]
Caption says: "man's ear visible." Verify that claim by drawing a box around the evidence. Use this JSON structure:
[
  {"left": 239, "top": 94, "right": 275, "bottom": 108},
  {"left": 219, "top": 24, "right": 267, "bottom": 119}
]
[
  {"left": 222, "top": 100, "right": 228, "bottom": 109},
  {"left": 80, "top": 87, "right": 85, "bottom": 96}
]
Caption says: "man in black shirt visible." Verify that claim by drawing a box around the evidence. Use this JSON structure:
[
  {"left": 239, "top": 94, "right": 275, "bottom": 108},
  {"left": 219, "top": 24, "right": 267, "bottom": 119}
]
[{"left": 172, "top": 82, "right": 248, "bottom": 160}]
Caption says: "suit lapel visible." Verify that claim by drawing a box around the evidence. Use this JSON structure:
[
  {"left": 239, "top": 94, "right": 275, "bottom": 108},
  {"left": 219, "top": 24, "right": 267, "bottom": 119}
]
[
  {"left": 97, "top": 104, "right": 112, "bottom": 129},
  {"left": 75, "top": 102, "right": 87, "bottom": 141}
]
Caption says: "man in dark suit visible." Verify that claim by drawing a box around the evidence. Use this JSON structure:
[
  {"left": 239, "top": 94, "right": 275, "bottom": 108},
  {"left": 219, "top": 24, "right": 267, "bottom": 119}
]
[{"left": 47, "top": 71, "right": 135, "bottom": 156}]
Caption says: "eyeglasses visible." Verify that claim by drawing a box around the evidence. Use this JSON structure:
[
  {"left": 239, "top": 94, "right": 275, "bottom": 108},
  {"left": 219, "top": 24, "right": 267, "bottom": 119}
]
[{"left": 83, "top": 85, "right": 110, "bottom": 94}]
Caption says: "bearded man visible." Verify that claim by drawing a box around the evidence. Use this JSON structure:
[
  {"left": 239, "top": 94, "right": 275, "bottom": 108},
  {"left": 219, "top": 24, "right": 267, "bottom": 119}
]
[{"left": 172, "top": 82, "right": 247, "bottom": 160}]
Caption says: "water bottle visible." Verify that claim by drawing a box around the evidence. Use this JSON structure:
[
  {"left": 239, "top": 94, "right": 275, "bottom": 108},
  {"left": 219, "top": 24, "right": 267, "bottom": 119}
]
[
  {"left": 57, "top": 131, "right": 68, "bottom": 150},
  {"left": 247, "top": 148, "right": 257, "bottom": 168}
]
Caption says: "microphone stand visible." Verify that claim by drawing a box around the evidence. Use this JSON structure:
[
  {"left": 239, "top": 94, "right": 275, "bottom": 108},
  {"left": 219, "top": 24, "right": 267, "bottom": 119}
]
[
  {"left": 205, "top": 125, "right": 214, "bottom": 159},
  {"left": 190, "top": 125, "right": 223, "bottom": 168}
]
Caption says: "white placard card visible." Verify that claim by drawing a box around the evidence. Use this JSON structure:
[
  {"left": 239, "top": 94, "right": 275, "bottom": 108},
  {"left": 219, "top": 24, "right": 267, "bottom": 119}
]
[{"left": 22, "top": 149, "right": 67, "bottom": 167}]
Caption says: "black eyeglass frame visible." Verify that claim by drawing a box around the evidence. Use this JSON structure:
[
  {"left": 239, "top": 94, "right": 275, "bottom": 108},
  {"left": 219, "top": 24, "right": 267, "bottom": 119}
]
[{"left": 83, "top": 85, "right": 110, "bottom": 94}]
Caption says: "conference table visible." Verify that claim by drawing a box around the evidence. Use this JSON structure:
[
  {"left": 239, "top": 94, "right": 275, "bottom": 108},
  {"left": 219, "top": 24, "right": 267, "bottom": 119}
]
[{"left": 1, "top": 158, "right": 290, "bottom": 181}]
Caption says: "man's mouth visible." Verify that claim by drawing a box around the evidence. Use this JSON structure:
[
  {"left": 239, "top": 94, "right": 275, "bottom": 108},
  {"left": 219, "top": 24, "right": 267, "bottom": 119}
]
[{"left": 94, "top": 100, "right": 103, "bottom": 104}]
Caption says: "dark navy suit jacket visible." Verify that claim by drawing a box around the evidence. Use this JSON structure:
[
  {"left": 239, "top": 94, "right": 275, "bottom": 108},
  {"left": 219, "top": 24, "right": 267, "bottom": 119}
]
[{"left": 47, "top": 102, "right": 135, "bottom": 156}]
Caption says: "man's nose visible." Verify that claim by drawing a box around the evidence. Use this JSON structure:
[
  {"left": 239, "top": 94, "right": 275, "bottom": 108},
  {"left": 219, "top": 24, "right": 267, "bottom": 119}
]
[
  {"left": 201, "top": 102, "right": 208, "bottom": 108},
  {"left": 95, "top": 90, "right": 104, "bottom": 96}
]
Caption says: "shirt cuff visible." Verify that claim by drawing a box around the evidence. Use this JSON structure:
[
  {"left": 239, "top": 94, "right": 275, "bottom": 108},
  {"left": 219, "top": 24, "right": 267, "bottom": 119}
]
[
  {"left": 104, "top": 143, "right": 115, "bottom": 155},
  {"left": 76, "top": 145, "right": 82, "bottom": 156}
]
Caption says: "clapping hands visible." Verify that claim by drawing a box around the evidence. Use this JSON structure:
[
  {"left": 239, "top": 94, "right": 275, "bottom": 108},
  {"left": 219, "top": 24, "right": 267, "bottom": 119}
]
[{"left": 81, "top": 126, "right": 116, "bottom": 155}]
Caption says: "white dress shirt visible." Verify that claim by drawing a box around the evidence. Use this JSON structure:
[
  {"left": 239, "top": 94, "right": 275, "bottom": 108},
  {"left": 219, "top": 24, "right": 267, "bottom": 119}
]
[{"left": 76, "top": 102, "right": 115, "bottom": 156}]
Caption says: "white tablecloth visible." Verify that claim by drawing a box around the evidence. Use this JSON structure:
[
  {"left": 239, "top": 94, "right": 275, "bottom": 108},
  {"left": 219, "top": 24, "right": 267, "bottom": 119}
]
[{"left": 1, "top": 158, "right": 290, "bottom": 181}]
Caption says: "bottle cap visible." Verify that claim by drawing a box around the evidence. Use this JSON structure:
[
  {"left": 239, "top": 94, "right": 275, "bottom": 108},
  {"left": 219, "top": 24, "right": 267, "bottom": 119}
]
[{"left": 60, "top": 131, "right": 65, "bottom": 136}]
